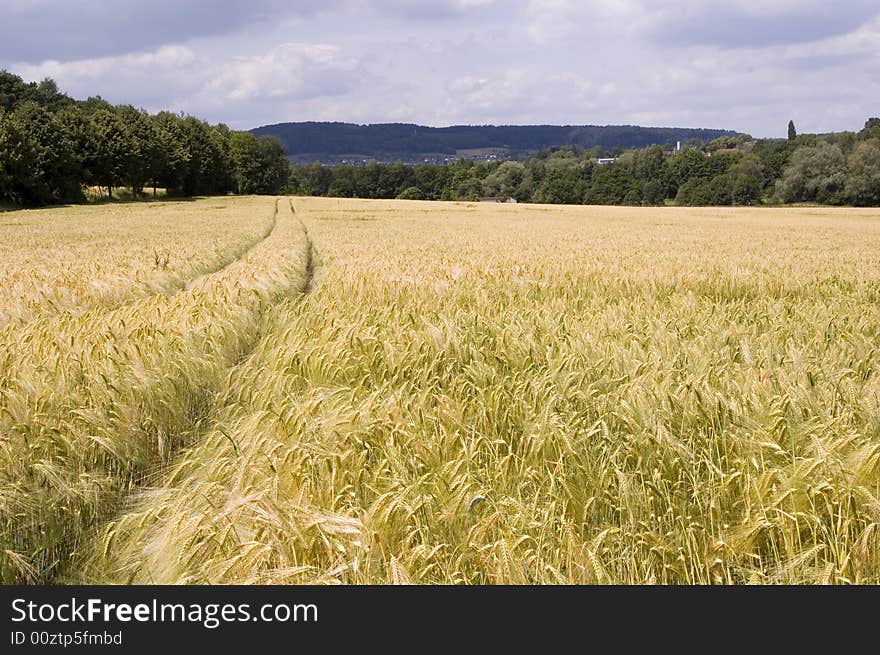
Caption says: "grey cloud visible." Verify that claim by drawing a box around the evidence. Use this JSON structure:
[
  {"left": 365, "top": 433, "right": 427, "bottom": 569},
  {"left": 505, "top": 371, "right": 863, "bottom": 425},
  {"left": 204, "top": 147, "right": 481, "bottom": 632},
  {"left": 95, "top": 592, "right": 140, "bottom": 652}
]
[
  {"left": 650, "top": 2, "right": 880, "bottom": 48},
  {"left": 372, "top": 0, "right": 501, "bottom": 21},
  {"left": 783, "top": 53, "right": 866, "bottom": 71},
  {"left": 0, "top": 0, "right": 335, "bottom": 63}
]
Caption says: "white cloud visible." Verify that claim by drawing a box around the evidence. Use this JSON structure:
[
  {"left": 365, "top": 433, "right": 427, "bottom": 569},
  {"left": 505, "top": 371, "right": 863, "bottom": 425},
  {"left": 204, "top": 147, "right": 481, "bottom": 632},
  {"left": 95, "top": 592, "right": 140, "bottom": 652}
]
[
  {"left": 202, "top": 44, "right": 356, "bottom": 102},
  {"left": 524, "top": 0, "right": 647, "bottom": 44},
  {"left": 15, "top": 46, "right": 198, "bottom": 82},
  {"left": 11, "top": 42, "right": 362, "bottom": 126}
]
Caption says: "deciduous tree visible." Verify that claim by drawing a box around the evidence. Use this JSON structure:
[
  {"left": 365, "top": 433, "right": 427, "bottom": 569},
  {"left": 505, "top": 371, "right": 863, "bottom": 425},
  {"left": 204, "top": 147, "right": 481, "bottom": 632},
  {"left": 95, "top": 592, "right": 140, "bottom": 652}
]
[{"left": 844, "top": 139, "right": 880, "bottom": 206}]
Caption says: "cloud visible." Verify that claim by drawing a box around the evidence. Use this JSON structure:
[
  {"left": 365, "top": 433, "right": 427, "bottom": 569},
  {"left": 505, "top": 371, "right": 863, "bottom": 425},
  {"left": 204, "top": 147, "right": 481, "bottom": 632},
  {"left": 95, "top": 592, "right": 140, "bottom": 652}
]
[
  {"left": 523, "top": 0, "right": 880, "bottom": 48},
  {"left": 204, "top": 44, "right": 357, "bottom": 102},
  {"left": 0, "top": 0, "right": 506, "bottom": 63},
  {"left": 12, "top": 46, "right": 202, "bottom": 108},
  {"left": 12, "top": 42, "right": 363, "bottom": 126},
  {"left": 0, "top": 0, "right": 337, "bottom": 62},
  {"left": 367, "top": 0, "right": 498, "bottom": 20},
  {"left": 3, "top": 1, "right": 879, "bottom": 137},
  {"left": 648, "top": 0, "right": 880, "bottom": 48},
  {"left": 524, "top": 0, "right": 648, "bottom": 44},
  {"left": 438, "top": 69, "right": 600, "bottom": 124}
]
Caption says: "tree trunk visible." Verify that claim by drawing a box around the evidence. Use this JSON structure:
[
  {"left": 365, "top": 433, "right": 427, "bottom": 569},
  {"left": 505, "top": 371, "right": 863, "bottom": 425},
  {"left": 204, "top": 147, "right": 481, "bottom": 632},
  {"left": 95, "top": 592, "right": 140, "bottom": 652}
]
[{"left": 108, "top": 185, "right": 112, "bottom": 200}]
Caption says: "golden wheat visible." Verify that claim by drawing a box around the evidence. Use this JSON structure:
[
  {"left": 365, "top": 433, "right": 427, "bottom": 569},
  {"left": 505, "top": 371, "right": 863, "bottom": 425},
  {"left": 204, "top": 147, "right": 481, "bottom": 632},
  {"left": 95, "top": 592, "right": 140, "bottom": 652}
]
[
  {"left": 0, "top": 197, "right": 275, "bottom": 327},
  {"left": 73, "top": 198, "right": 880, "bottom": 585},
  {"left": 0, "top": 197, "right": 310, "bottom": 582}
]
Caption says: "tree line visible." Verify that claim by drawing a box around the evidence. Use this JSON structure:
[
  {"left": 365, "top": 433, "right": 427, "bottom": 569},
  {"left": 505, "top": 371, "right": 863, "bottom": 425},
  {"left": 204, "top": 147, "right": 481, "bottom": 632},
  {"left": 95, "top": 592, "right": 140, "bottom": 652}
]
[
  {"left": 0, "top": 71, "right": 289, "bottom": 207},
  {"left": 291, "top": 119, "right": 880, "bottom": 207}
]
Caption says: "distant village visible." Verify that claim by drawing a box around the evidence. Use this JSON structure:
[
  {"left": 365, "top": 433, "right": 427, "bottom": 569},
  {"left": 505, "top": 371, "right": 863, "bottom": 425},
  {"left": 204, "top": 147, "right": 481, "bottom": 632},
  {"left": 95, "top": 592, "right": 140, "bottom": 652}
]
[
  {"left": 289, "top": 150, "right": 514, "bottom": 167},
  {"left": 290, "top": 138, "right": 758, "bottom": 168}
]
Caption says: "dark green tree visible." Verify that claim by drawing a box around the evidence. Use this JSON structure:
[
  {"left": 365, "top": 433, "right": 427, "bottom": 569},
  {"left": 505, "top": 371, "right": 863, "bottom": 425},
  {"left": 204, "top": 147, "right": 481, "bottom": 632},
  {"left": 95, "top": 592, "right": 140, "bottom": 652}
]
[
  {"left": 87, "top": 108, "right": 130, "bottom": 199},
  {"left": 752, "top": 139, "right": 796, "bottom": 192},
  {"left": 116, "top": 105, "right": 156, "bottom": 197},
  {"left": 396, "top": 186, "right": 425, "bottom": 200},
  {"left": 788, "top": 120, "right": 797, "bottom": 141},
  {"left": 777, "top": 142, "right": 847, "bottom": 204},
  {"left": 0, "top": 72, "right": 72, "bottom": 113},
  {"left": 531, "top": 161, "right": 591, "bottom": 204},
  {"left": 254, "top": 136, "right": 290, "bottom": 194},
  {"left": 585, "top": 163, "right": 636, "bottom": 205},
  {"left": 844, "top": 139, "right": 880, "bottom": 206},
  {"left": 0, "top": 71, "right": 32, "bottom": 112},
  {"left": 229, "top": 131, "right": 263, "bottom": 194},
  {"left": 412, "top": 164, "right": 449, "bottom": 200},
  {"left": 290, "top": 163, "right": 333, "bottom": 196},
  {"left": 860, "top": 117, "right": 880, "bottom": 141},
  {"left": 728, "top": 154, "right": 764, "bottom": 205},
  {"left": 667, "top": 148, "right": 710, "bottom": 190},
  {"left": 0, "top": 101, "right": 86, "bottom": 205},
  {"left": 168, "top": 116, "right": 233, "bottom": 196},
  {"left": 327, "top": 166, "right": 359, "bottom": 197},
  {"left": 482, "top": 160, "right": 531, "bottom": 200},
  {"left": 0, "top": 107, "right": 43, "bottom": 205}
]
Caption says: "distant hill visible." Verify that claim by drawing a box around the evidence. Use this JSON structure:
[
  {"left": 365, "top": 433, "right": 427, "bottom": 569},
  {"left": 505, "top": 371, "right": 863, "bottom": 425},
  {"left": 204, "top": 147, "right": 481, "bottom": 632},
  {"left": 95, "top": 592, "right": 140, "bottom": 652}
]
[{"left": 250, "top": 121, "right": 741, "bottom": 164}]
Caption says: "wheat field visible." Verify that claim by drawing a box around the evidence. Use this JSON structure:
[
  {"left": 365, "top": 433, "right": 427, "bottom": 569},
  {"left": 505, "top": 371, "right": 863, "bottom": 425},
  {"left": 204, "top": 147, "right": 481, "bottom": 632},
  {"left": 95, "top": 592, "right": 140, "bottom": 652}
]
[
  {"left": 0, "top": 197, "right": 276, "bottom": 327},
  {"left": 2, "top": 197, "right": 879, "bottom": 584}
]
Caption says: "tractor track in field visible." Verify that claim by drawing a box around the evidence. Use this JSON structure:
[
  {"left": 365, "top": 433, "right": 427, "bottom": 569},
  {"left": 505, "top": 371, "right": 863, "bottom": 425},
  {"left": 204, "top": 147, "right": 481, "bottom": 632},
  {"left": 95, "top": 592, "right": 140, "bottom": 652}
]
[
  {"left": 182, "top": 198, "right": 280, "bottom": 293},
  {"left": 61, "top": 197, "right": 318, "bottom": 584},
  {"left": 288, "top": 198, "right": 319, "bottom": 296},
  {"left": 297, "top": 224, "right": 317, "bottom": 295},
  {"left": 0, "top": 196, "right": 312, "bottom": 584},
  {"left": 0, "top": 198, "right": 280, "bottom": 333}
]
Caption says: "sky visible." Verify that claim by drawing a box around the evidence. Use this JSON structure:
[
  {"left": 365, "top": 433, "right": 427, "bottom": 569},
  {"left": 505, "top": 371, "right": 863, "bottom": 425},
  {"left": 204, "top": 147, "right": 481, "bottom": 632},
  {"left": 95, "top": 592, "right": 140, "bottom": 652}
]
[{"left": 1, "top": 1, "right": 878, "bottom": 138}]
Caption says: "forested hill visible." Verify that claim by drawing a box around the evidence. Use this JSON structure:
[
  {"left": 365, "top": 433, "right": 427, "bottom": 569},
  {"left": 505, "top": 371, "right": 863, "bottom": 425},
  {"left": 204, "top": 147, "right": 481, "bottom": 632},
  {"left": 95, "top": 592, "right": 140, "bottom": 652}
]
[{"left": 250, "top": 121, "right": 740, "bottom": 163}]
